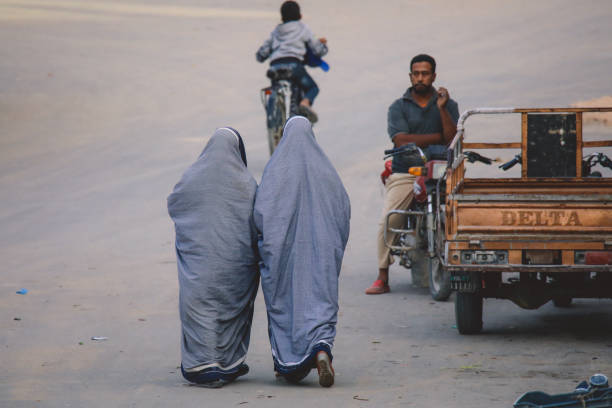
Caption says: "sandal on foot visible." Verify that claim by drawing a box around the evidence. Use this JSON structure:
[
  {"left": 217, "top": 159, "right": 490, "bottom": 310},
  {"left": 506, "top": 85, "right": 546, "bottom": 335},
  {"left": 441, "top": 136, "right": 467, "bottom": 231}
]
[
  {"left": 316, "top": 351, "right": 334, "bottom": 387},
  {"left": 365, "top": 279, "right": 390, "bottom": 295}
]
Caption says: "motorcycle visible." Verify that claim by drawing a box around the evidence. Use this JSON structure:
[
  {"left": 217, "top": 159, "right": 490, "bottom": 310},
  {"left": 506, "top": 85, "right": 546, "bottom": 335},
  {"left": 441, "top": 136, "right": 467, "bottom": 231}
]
[
  {"left": 382, "top": 146, "right": 496, "bottom": 301},
  {"left": 382, "top": 144, "right": 455, "bottom": 301}
]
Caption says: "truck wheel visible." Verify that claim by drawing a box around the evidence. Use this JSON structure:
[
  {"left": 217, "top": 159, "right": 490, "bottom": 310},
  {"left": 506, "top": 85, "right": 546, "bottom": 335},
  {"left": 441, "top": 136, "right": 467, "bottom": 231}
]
[
  {"left": 429, "top": 256, "right": 451, "bottom": 301},
  {"left": 455, "top": 292, "right": 483, "bottom": 334},
  {"left": 552, "top": 296, "right": 572, "bottom": 307},
  {"left": 410, "top": 250, "right": 429, "bottom": 288}
]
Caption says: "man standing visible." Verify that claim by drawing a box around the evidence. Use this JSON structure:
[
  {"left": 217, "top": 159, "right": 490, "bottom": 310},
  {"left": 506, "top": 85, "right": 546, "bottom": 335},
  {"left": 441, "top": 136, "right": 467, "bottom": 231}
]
[{"left": 365, "top": 54, "right": 459, "bottom": 294}]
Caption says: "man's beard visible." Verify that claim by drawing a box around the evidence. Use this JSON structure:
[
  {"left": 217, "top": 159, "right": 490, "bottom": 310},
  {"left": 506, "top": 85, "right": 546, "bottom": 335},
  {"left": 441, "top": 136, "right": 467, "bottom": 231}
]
[{"left": 413, "top": 84, "right": 432, "bottom": 94}]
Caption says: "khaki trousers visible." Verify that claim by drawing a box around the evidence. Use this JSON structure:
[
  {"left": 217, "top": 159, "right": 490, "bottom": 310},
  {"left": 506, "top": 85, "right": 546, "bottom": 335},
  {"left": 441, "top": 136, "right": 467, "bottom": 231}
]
[{"left": 377, "top": 173, "right": 416, "bottom": 269}]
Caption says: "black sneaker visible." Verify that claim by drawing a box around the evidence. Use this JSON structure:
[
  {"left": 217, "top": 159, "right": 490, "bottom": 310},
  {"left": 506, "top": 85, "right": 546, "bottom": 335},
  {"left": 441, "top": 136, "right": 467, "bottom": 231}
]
[{"left": 297, "top": 105, "right": 318, "bottom": 124}]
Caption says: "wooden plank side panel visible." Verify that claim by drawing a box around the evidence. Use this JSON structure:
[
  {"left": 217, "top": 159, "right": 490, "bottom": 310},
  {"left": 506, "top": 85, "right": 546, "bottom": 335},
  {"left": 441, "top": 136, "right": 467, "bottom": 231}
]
[
  {"left": 456, "top": 179, "right": 612, "bottom": 195},
  {"left": 463, "top": 142, "right": 521, "bottom": 149},
  {"left": 455, "top": 203, "right": 612, "bottom": 234},
  {"left": 452, "top": 199, "right": 458, "bottom": 238},
  {"left": 562, "top": 250, "right": 574, "bottom": 265},
  {"left": 516, "top": 107, "right": 612, "bottom": 113},
  {"left": 521, "top": 113, "right": 527, "bottom": 179},
  {"left": 448, "top": 241, "right": 604, "bottom": 250},
  {"left": 508, "top": 250, "right": 522, "bottom": 264},
  {"left": 583, "top": 141, "right": 612, "bottom": 148},
  {"left": 459, "top": 225, "right": 612, "bottom": 233},
  {"left": 460, "top": 178, "right": 612, "bottom": 186},
  {"left": 576, "top": 112, "right": 583, "bottom": 177}
]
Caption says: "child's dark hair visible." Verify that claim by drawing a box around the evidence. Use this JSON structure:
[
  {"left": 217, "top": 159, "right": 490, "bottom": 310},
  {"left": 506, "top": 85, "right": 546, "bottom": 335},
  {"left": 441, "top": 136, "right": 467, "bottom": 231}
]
[
  {"left": 410, "top": 54, "right": 436, "bottom": 73},
  {"left": 281, "top": 1, "right": 301, "bottom": 23}
]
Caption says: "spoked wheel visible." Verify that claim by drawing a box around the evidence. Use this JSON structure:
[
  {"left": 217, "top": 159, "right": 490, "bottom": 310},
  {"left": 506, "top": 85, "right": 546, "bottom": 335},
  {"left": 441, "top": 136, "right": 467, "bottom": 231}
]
[
  {"left": 455, "top": 292, "right": 483, "bottom": 334},
  {"left": 410, "top": 249, "right": 429, "bottom": 288},
  {"left": 267, "top": 126, "right": 283, "bottom": 155},
  {"left": 429, "top": 256, "right": 451, "bottom": 301},
  {"left": 266, "top": 90, "right": 287, "bottom": 155},
  {"left": 428, "top": 215, "right": 450, "bottom": 300},
  {"left": 409, "top": 215, "right": 428, "bottom": 288}
]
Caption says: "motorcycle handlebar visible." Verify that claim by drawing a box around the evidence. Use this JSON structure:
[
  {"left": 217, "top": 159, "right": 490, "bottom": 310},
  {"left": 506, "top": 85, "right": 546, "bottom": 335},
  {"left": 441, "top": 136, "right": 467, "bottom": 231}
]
[
  {"left": 463, "top": 151, "right": 493, "bottom": 165},
  {"left": 383, "top": 143, "right": 426, "bottom": 162},
  {"left": 384, "top": 143, "right": 418, "bottom": 156},
  {"left": 583, "top": 152, "right": 612, "bottom": 177},
  {"left": 499, "top": 154, "right": 522, "bottom": 171},
  {"left": 599, "top": 153, "right": 612, "bottom": 169}
]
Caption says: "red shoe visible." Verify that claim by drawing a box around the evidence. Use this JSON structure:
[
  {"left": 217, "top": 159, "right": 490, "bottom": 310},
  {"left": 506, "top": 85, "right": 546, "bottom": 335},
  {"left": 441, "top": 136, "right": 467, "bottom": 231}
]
[
  {"left": 316, "top": 351, "right": 334, "bottom": 387},
  {"left": 365, "top": 279, "right": 390, "bottom": 294}
]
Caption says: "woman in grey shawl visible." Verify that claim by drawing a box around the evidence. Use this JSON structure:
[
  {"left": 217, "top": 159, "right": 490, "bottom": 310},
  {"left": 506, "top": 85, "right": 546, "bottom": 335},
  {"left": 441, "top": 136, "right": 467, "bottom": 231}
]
[
  {"left": 167, "top": 127, "right": 259, "bottom": 387},
  {"left": 254, "top": 116, "right": 351, "bottom": 387}
]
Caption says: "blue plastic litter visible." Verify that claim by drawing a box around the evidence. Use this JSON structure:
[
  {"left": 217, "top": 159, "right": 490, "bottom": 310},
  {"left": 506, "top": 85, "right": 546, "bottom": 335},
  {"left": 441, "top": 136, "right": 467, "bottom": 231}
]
[{"left": 16, "top": 288, "right": 28, "bottom": 295}]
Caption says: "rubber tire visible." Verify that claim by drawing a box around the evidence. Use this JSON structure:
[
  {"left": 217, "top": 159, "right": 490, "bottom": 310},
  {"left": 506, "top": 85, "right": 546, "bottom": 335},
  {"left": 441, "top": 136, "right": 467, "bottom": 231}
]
[
  {"left": 429, "top": 256, "right": 451, "bottom": 301},
  {"left": 410, "top": 249, "right": 429, "bottom": 288},
  {"left": 267, "top": 126, "right": 283, "bottom": 155},
  {"left": 552, "top": 296, "right": 573, "bottom": 307},
  {"left": 266, "top": 91, "right": 286, "bottom": 155},
  {"left": 455, "top": 292, "right": 483, "bottom": 334}
]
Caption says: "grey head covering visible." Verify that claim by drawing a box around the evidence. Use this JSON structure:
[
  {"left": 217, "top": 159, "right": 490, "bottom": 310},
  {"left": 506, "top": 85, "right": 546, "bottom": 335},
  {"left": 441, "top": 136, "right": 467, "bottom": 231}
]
[
  {"left": 254, "top": 116, "right": 351, "bottom": 372},
  {"left": 167, "top": 127, "right": 259, "bottom": 378}
]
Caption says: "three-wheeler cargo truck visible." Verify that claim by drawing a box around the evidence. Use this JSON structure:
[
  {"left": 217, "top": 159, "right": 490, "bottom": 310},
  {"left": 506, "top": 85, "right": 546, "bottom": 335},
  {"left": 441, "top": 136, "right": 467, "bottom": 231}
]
[{"left": 442, "top": 107, "right": 612, "bottom": 334}]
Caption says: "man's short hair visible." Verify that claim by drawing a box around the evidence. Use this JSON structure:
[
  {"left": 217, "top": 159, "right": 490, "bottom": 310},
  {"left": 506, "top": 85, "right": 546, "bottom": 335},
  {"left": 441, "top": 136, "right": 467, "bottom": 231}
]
[
  {"left": 281, "top": 1, "right": 301, "bottom": 23},
  {"left": 410, "top": 54, "right": 436, "bottom": 73}
]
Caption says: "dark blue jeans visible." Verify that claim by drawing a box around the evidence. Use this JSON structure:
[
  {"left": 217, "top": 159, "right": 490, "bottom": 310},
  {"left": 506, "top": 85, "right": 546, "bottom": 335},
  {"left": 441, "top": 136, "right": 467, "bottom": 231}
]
[{"left": 271, "top": 59, "right": 319, "bottom": 105}]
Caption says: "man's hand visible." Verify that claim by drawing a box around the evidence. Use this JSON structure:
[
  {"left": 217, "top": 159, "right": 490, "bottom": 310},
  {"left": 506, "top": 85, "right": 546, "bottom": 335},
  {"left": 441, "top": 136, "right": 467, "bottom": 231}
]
[
  {"left": 437, "top": 87, "right": 449, "bottom": 109},
  {"left": 318, "top": 37, "right": 327, "bottom": 44},
  {"left": 435, "top": 86, "right": 457, "bottom": 145}
]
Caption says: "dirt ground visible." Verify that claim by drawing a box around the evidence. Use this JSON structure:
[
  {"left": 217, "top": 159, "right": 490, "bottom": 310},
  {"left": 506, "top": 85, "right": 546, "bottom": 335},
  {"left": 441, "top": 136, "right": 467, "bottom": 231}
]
[{"left": 2, "top": 1, "right": 612, "bottom": 407}]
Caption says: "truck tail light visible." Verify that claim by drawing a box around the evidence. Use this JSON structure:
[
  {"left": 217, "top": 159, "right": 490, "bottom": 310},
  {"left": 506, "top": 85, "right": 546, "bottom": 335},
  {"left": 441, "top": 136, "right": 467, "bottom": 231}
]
[{"left": 575, "top": 251, "right": 612, "bottom": 265}]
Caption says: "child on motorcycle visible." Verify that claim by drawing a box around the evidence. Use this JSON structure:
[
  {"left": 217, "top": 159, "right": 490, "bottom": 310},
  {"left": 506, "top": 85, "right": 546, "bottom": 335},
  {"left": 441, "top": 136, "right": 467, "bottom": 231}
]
[{"left": 256, "top": 1, "right": 328, "bottom": 123}]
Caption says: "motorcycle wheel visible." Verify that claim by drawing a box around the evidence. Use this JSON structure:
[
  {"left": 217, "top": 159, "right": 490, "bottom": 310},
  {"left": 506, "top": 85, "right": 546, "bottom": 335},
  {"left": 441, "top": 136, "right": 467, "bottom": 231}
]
[
  {"left": 429, "top": 256, "right": 451, "bottom": 301},
  {"left": 410, "top": 249, "right": 429, "bottom": 288}
]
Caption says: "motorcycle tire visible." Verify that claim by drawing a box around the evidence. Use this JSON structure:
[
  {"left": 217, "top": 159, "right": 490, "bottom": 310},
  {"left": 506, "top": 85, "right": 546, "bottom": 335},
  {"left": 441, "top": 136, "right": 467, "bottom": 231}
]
[
  {"left": 428, "top": 256, "right": 451, "bottom": 301},
  {"left": 410, "top": 249, "right": 429, "bottom": 288}
]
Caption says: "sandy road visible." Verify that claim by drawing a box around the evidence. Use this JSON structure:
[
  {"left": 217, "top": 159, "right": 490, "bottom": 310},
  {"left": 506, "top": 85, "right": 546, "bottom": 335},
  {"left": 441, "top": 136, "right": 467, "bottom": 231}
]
[{"left": 1, "top": 1, "right": 612, "bottom": 407}]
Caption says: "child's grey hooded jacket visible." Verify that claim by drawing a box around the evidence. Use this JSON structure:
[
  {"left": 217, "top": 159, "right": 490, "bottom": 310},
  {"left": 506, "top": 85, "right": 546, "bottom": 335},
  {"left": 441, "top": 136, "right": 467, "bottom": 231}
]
[{"left": 256, "top": 20, "right": 327, "bottom": 63}]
